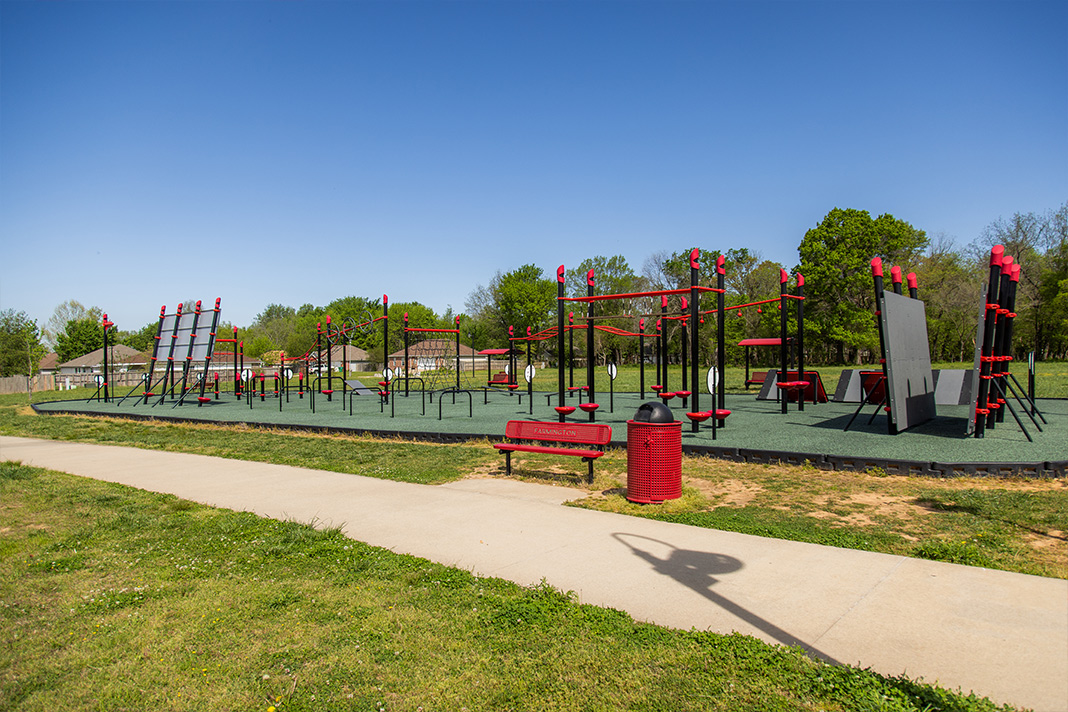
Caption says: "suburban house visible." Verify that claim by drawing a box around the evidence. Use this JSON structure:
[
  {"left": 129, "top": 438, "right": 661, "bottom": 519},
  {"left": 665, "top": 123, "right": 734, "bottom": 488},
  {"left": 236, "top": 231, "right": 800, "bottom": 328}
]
[
  {"left": 37, "top": 352, "right": 60, "bottom": 375},
  {"left": 58, "top": 345, "right": 150, "bottom": 376},
  {"left": 387, "top": 339, "right": 478, "bottom": 374},
  {"left": 56, "top": 345, "right": 151, "bottom": 388}
]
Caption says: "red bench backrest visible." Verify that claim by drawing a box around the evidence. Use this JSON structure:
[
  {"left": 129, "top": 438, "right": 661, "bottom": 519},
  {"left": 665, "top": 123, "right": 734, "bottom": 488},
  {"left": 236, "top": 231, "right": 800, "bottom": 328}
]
[{"left": 505, "top": 420, "right": 612, "bottom": 446}]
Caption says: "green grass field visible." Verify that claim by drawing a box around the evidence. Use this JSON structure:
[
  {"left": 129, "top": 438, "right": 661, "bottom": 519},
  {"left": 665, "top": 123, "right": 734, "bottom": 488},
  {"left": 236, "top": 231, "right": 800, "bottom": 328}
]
[
  {"left": 0, "top": 462, "right": 1018, "bottom": 711},
  {"left": 1, "top": 373, "right": 1064, "bottom": 710}
]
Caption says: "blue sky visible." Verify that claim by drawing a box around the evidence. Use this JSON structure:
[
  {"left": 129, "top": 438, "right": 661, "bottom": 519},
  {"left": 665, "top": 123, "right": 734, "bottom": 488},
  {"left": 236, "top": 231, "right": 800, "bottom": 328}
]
[{"left": 2, "top": 0, "right": 1065, "bottom": 335}]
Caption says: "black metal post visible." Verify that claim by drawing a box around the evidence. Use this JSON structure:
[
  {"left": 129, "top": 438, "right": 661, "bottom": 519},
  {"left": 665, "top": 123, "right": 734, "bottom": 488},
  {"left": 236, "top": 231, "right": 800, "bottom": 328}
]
[
  {"left": 568, "top": 311, "right": 574, "bottom": 392},
  {"left": 689, "top": 249, "right": 701, "bottom": 433},
  {"left": 796, "top": 274, "right": 805, "bottom": 410},
  {"left": 638, "top": 318, "right": 646, "bottom": 400},
  {"left": 780, "top": 269, "right": 789, "bottom": 415},
  {"left": 556, "top": 266, "right": 566, "bottom": 421},
  {"left": 974, "top": 247, "right": 1003, "bottom": 438},
  {"left": 717, "top": 254, "right": 726, "bottom": 412},
  {"left": 586, "top": 269, "right": 595, "bottom": 420}
]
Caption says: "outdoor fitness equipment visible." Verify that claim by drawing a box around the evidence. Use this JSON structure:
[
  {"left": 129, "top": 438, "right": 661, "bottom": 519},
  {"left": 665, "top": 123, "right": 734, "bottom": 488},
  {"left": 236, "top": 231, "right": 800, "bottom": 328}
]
[
  {"left": 134, "top": 299, "right": 223, "bottom": 408},
  {"left": 969, "top": 246, "right": 1045, "bottom": 440},
  {"left": 86, "top": 312, "right": 116, "bottom": 403},
  {"left": 845, "top": 260, "right": 935, "bottom": 434},
  {"left": 557, "top": 249, "right": 725, "bottom": 435}
]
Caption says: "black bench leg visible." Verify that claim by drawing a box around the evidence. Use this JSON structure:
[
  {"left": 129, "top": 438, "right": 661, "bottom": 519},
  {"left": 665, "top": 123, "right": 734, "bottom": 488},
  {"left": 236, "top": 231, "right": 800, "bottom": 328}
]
[
  {"left": 586, "top": 458, "right": 593, "bottom": 485},
  {"left": 504, "top": 451, "right": 512, "bottom": 476}
]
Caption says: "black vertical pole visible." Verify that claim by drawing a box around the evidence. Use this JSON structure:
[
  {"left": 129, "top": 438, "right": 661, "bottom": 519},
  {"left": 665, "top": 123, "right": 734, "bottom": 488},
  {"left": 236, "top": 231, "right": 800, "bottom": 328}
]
[
  {"left": 556, "top": 266, "right": 566, "bottom": 421},
  {"left": 656, "top": 319, "right": 662, "bottom": 389},
  {"left": 455, "top": 315, "right": 461, "bottom": 391},
  {"left": 382, "top": 295, "right": 389, "bottom": 405},
  {"left": 404, "top": 312, "right": 410, "bottom": 396},
  {"left": 660, "top": 295, "right": 668, "bottom": 392},
  {"left": 233, "top": 326, "right": 240, "bottom": 399},
  {"left": 527, "top": 327, "right": 533, "bottom": 416},
  {"left": 796, "top": 274, "right": 805, "bottom": 410},
  {"left": 974, "top": 247, "right": 1003, "bottom": 438},
  {"left": 102, "top": 313, "right": 111, "bottom": 402},
  {"left": 871, "top": 259, "right": 892, "bottom": 434},
  {"left": 991, "top": 256, "right": 1014, "bottom": 427},
  {"left": 717, "top": 254, "right": 726, "bottom": 412},
  {"left": 568, "top": 311, "right": 574, "bottom": 392},
  {"left": 780, "top": 269, "right": 789, "bottom": 415},
  {"left": 586, "top": 269, "right": 595, "bottom": 420},
  {"left": 315, "top": 322, "right": 322, "bottom": 393},
  {"left": 639, "top": 318, "right": 646, "bottom": 400},
  {"left": 689, "top": 249, "right": 701, "bottom": 433},
  {"left": 509, "top": 325, "right": 516, "bottom": 386},
  {"left": 680, "top": 296, "right": 688, "bottom": 408},
  {"left": 326, "top": 316, "right": 333, "bottom": 400}
]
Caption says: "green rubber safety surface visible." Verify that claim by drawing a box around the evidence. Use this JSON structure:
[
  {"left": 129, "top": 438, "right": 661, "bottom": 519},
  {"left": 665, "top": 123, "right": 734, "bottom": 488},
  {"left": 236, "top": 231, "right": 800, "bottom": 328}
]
[{"left": 33, "top": 387, "right": 1067, "bottom": 469}]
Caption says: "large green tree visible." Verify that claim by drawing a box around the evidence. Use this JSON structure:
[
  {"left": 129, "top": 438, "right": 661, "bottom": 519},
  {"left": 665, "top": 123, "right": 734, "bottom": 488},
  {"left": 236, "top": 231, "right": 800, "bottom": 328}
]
[
  {"left": 465, "top": 264, "right": 556, "bottom": 346},
  {"left": 797, "top": 208, "right": 927, "bottom": 363},
  {"left": 55, "top": 317, "right": 104, "bottom": 363},
  {"left": 913, "top": 237, "right": 982, "bottom": 362},
  {"left": 0, "top": 310, "right": 46, "bottom": 377},
  {"left": 566, "top": 255, "right": 642, "bottom": 365},
  {"left": 974, "top": 202, "right": 1068, "bottom": 359}
]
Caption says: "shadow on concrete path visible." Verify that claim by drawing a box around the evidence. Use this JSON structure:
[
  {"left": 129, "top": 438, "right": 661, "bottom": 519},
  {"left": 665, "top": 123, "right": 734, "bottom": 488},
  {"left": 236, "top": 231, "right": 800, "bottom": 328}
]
[{"left": 613, "top": 532, "right": 842, "bottom": 665}]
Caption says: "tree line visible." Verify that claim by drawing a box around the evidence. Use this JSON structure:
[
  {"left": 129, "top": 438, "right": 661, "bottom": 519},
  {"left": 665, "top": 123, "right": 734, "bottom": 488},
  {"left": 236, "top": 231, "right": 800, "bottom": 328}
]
[{"left": 3, "top": 202, "right": 1065, "bottom": 378}]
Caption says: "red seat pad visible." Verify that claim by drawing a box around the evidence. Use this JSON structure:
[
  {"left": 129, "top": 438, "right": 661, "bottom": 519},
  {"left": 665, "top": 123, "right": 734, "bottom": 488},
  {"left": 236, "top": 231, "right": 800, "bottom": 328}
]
[{"left": 493, "top": 444, "right": 604, "bottom": 459}]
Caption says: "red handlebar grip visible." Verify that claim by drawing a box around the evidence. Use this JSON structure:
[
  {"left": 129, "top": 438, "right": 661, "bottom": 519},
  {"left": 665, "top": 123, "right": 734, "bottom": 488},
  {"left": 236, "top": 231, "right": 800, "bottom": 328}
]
[
  {"left": 907, "top": 272, "right": 918, "bottom": 289},
  {"left": 870, "top": 257, "right": 883, "bottom": 277},
  {"left": 890, "top": 266, "right": 902, "bottom": 284}
]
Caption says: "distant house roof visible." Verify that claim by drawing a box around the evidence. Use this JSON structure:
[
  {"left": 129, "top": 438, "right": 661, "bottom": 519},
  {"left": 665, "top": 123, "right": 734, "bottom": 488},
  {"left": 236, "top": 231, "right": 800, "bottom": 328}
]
[
  {"left": 388, "top": 339, "right": 477, "bottom": 359},
  {"left": 38, "top": 352, "right": 60, "bottom": 372},
  {"left": 329, "top": 345, "right": 370, "bottom": 362},
  {"left": 59, "top": 345, "right": 151, "bottom": 369}
]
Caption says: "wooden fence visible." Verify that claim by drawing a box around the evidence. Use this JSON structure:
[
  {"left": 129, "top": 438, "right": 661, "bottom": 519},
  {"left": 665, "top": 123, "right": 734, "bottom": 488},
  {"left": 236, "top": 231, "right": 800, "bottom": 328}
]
[{"left": 0, "top": 374, "right": 56, "bottom": 395}]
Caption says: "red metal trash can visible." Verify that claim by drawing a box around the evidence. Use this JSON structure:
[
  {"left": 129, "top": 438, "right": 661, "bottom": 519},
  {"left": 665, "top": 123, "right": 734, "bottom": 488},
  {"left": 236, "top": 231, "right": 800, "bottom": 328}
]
[{"left": 627, "top": 402, "right": 682, "bottom": 503}]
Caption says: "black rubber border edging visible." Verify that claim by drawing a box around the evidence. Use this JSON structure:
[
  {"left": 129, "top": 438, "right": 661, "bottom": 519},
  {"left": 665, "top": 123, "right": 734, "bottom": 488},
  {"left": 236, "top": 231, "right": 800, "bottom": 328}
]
[{"left": 30, "top": 402, "right": 1066, "bottom": 479}]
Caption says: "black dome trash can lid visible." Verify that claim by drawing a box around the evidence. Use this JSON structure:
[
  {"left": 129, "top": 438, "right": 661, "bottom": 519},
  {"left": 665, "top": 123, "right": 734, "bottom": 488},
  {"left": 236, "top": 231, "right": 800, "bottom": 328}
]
[{"left": 634, "top": 401, "right": 674, "bottom": 423}]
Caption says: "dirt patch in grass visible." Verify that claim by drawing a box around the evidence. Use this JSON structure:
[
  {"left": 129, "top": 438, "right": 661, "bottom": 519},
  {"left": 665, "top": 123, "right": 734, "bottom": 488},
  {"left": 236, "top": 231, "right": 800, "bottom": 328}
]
[{"left": 684, "top": 476, "right": 763, "bottom": 507}]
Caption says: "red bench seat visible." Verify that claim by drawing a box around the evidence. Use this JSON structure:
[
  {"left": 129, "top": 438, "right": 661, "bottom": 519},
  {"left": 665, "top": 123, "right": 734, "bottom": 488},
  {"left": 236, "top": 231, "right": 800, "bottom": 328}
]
[{"left": 493, "top": 420, "right": 612, "bottom": 484}]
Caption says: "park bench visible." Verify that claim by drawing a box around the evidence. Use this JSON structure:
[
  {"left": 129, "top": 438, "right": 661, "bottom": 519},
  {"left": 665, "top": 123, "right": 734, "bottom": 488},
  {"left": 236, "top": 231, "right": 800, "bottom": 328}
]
[
  {"left": 494, "top": 420, "right": 612, "bottom": 484},
  {"left": 745, "top": 370, "right": 768, "bottom": 390},
  {"left": 488, "top": 371, "right": 510, "bottom": 386}
]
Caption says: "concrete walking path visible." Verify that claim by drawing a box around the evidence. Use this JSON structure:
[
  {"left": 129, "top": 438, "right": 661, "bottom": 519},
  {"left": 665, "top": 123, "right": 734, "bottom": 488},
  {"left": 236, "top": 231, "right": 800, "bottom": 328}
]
[{"left": 2, "top": 435, "right": 1065, "bottom": 712}]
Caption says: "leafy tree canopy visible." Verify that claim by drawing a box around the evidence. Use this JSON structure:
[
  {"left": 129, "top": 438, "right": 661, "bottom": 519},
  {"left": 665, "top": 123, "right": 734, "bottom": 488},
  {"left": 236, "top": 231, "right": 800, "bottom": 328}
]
[
  {"left": 0, "top": 310, "right": 46, "bottom": 377},
  {"left": 55, "top": 317, "right": 104, "bottom": 363},
  {"left": 797, "top": 208, "right": 927, "bottom": 362},
  {"left": 465, "top": 264, "right": 556, "bottom": 345}
]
